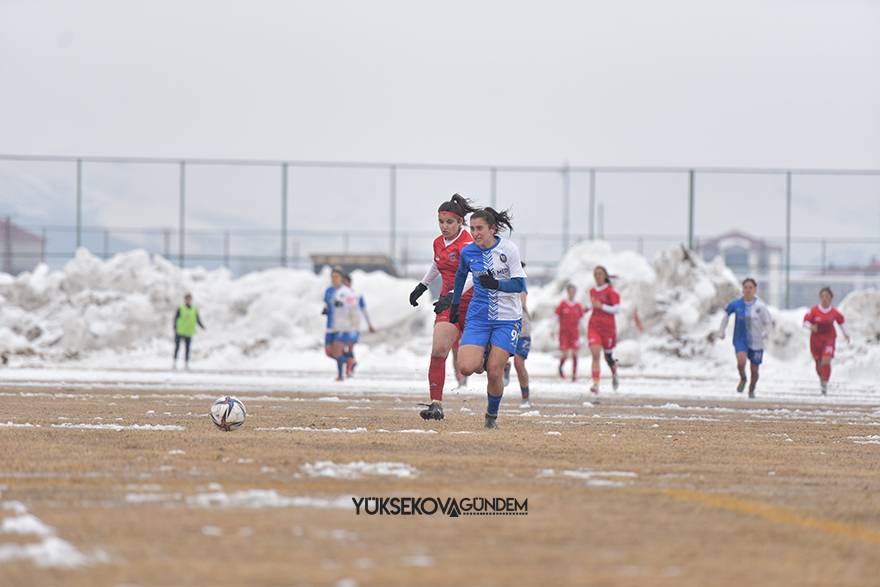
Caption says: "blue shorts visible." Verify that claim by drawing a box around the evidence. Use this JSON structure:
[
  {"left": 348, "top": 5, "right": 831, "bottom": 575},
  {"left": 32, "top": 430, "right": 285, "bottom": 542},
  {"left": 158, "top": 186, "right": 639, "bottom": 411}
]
[
  {"left": 460, "top": 319, "right": 522, "bottom": 355},
  {"left": 515, "top": 336, "right": 531, "bottom": 359},
  {"left": 325, "top": 332, "right": 356, "bottom": 345},
  {"left": 735, "top": 342, "right": 764, "bottom": 365}
]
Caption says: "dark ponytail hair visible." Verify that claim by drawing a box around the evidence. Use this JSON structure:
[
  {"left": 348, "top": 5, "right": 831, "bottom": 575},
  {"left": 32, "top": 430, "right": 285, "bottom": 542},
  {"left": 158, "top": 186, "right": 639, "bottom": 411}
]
[
  {"left": 470, "top": 207, "right": 514, "bottom": 234},
  {"left": 819, "top": 286, "right": 833, "bottom": 298},
  {"left": 438, "top": 193, "right": 477, "bottom": 219}
]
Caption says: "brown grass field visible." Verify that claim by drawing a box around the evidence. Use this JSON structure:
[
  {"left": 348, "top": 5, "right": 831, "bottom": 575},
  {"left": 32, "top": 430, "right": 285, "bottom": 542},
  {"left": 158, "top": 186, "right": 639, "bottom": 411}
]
[{"left": 1, "top": 378, "right": 879, "bottom": 587}]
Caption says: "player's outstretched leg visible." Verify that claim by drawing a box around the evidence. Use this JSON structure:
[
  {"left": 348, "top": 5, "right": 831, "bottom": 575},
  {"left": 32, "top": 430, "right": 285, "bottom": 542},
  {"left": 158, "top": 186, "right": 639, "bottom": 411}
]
[
  {"left": 748, "top": 362, "right": 759, "bottom": 398},
  {"left": 514, "top": 354, "right": 530, "bottom": 408},
  {"left": 484, "top": 345, "right": 508, "bottom": 429},
  {"left": 735, "top": 352, "right": 747, "bottom": 393},
  {"left": 589, "top": 344, "right": 602, "bottom": 394}
]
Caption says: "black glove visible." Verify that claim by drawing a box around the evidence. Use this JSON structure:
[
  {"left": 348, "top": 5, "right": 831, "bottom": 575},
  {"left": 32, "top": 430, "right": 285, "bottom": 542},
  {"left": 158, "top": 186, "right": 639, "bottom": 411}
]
[
  {"left": 479, "top": 272, "right": 500, "bottom": 290},
  {"left": 449, "top": 303, "right": 460, "bottom": 324},
  {"left": 321, "top": 307, "right": 328, "bottom": 316},
  {"left": 409, "top": 283, "right": 428, "bottom": 307},
  {"left": 433, "top": 293, "right": 452, "bottom": 315},
  {"left": 334, "top": 300, "right": 343, "bottom": 307}
]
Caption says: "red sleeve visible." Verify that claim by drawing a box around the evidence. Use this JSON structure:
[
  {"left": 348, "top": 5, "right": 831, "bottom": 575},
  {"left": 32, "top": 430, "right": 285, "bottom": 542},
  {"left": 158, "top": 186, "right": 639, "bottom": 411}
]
[
  {"left": 555, "top": 302, "right": 562, "bottom": 316},
  {"left": 803, "top": 308, "right": 813, "bottom": 323},
  {"left": 609, "top": 288, "right": 620, "bottom": 306},
  {"left": 577, "top": 305, "right": 585, "bottom": 318},
  {"left": 835, "top": 309, "right": 845, "bottom": 324}
]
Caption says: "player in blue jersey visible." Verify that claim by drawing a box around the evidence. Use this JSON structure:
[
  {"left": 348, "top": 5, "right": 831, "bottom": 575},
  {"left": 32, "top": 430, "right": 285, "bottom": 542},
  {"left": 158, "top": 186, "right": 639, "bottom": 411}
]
[
  {"left": 341, "top": 274, "right": 375, "bottom": 377},
  {"left": 322, "top": 267, "right": 355, "bottom": 381},
  {"left": 718, "top": 277, "right": 774, "bottom": 398},
  {"left": 450, "top": 207, "right": 526, "bottom": 429}
]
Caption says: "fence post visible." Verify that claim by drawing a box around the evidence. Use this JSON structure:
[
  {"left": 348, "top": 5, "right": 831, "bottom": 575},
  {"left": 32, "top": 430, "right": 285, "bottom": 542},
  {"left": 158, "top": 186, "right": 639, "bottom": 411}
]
[
  {"left": 785, "top": 172, "right": 792, "bottom": 309},
  {"left": 41, "top": 228, "right": 46, "bottom": 264},
  {"left": 178, "top": 161, "right": 186, "bottom": 268},
  {"left": 598, "top": 202, "right": 605, "bottom": 239},
  {"left": 343, "top": 232, "right": 350, "bottom": 253},
  {"left": 389, "top": 165, "right": 397, "bottom": 262},
  {"left": 562, "top": 164, "right": 570, "bottom": 252},
  {"left": 76, "top": 158, "right": 83, "bottom": 249},
  {"left": 687, "top": 169, "right": 695, "bottom": 250},
  {"left": 103, "top": 230, "right": 109, "bottom": 260},
  {"left": 821, "top": 239, "right": 827, "bottom": 275},
  {"left": 281, "top": 163, "right": 288, "bottom": 267},
  {"left": 224, "top": 230, "right": 231, "bottom": 268},
  {"left": 490, "top": 167, "right": 497, "bottom": 208},
  {"left": 588, "top": 169, "right": 596, "bottom": 240}
]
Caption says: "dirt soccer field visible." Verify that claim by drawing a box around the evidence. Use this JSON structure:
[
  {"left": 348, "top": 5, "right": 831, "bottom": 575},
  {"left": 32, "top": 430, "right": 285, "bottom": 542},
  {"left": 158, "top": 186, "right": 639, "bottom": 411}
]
[{"left": 1, "top": 375, "right": 879, "bottom": 587}]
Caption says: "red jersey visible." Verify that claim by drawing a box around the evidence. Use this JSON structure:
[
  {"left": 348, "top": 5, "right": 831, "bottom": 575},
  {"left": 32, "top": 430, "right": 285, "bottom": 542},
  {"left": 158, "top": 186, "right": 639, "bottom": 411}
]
[
  {"left": 555, "top": 300, "right": 584, "bottom": 338},
  {"left": 588, "top": 284, "right": 620, "bottom": 329},
  {"left": 803, "top": 305, "right": 845, "bottom": 341},
  {"left": 432, "top": 230, "right": 473, "bottom": 299}
]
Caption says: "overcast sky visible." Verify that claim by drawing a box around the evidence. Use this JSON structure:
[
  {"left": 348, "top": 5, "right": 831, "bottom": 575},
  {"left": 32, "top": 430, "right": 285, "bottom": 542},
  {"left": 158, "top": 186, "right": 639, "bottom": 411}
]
[{"left": 1, "top": 0, "right": 878, "bottom": 266}]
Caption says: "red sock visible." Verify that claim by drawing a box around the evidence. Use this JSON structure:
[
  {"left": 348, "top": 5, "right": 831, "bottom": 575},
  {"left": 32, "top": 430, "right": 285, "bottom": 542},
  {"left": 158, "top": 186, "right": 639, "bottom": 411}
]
[
  {"left": 592, "top": 367, "right": 600, "bottom": 383},
  {"left": 571, "top": 356, "right": 578, "bottom": 378},
  {"left": 429, "top": 356, "right": 445, "bottom": 401},
  {"left": 819, "top": 363, "right": 831, "bottom": 382}
]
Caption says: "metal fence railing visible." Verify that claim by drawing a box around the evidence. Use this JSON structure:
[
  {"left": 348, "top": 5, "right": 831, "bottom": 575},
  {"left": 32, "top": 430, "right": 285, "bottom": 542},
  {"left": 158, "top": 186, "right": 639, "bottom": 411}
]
[{"left": 2, "top": 153, "right": 879, "bottom": 308}]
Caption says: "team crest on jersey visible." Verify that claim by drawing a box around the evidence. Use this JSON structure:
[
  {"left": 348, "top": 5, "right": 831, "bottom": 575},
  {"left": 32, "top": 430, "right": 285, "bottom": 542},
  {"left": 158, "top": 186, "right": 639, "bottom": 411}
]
[
  {"left": 449, "top": 252, "right": 457, "bottom": 261},
  {"left": 499, "top": 253, "right": 507, "bottom": 263}
]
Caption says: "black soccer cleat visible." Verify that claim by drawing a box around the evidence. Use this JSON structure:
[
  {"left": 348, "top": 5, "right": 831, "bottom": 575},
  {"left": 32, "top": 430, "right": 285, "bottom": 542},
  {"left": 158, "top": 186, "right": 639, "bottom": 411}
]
[
  {"left": 736, "top": 378, "right": 746, "bottom": 393},
  {"left": 419, "top": 401, "right": 444, "bottom": 421},
  {"left": 484, "top": 413, "right": 498, "bottom": 429},
  {"left": 748, "top": 388, "right": 755, "bottom": 399}
]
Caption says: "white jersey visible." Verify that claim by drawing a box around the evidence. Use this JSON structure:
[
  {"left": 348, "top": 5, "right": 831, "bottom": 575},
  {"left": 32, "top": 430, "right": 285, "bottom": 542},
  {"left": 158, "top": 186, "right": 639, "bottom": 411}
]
[
  {"left": 457, "top": 236, "right": 527, "bottom": 322},
  {"left": 329, "top": 286, "right": 360, "bottom": 333}
]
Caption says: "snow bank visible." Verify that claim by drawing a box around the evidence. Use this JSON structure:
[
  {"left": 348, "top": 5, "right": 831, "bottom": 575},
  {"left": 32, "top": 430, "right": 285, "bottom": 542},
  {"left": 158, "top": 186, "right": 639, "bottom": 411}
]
[{"left": 0, "top": 249, "right": 431, "bottom": 362}]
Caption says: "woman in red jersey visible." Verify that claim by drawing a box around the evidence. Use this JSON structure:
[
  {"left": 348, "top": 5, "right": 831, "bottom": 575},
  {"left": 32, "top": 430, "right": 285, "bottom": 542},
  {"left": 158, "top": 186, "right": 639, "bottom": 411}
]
[
  {"left": 555, "top": 284, "right": 585, "bottom": 381},
  {"left": 803, "top": 287, "right": 850, "bottom": 395},
  {"left": 408, "top": 194, "right": 478, "bottom": 421},
  {"left": 587, "top": 265, "right": 621, "bottom": 394}
]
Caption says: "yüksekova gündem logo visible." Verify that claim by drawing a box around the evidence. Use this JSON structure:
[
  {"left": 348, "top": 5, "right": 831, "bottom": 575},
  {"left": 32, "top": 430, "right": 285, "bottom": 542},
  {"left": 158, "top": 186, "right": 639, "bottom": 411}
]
[{"left": 352, "top": 496, "right": 528, "bottom": 517}]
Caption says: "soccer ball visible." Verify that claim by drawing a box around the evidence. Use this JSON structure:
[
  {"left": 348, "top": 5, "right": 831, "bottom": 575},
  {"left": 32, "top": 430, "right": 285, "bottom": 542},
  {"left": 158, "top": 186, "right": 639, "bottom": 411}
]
[{"left": 210, "top": 396, "right": 247, "bottom": 431}]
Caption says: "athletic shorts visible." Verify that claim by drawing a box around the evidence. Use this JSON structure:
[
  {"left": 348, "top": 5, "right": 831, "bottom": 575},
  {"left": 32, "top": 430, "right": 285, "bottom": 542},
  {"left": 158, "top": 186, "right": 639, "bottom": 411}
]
[
  {"left": 745, "top": 348, "right": 763, "bottom": 365},
  {"left": 325, "top": 332, "right": 356, "bottom": 345},
  {"left": 810, "top": 336, "right": 835, "bottom": 361},
  {"left": 325, "top": 332, "right": 338, "bottom": 346},
  {"left": 515, "top": 336, "right": 531, "bottom": 359},
  {"left": 559, "top": 331, "right": 579, "bottom": 351},
  {"left": 587, "top": 324, "right": 616, "bottom": 351},
  {"left": 460, "top": 319, "right": 522, "bottom": 355}
]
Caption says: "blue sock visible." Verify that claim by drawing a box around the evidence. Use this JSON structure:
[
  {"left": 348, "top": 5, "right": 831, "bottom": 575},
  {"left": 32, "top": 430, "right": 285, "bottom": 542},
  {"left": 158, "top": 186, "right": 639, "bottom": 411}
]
[
  {"left": 486, "top": 392, "right": 502, "bottom": 417},
  {"left": 336, "top": 356, "right": 346, "bottom": 378}
]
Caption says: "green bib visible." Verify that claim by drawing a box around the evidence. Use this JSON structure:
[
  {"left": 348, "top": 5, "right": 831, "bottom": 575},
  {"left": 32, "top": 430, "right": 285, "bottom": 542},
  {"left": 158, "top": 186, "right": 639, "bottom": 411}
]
[{"left": 176, "top": 304, "right": 198, "bottom": 337}]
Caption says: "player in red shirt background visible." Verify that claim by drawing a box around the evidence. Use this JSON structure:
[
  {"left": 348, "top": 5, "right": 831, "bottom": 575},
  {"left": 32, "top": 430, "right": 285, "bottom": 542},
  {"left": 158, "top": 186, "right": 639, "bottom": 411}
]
[
  {"left": 587, "top": 265, "right": 621, "bottom": 394},
  {"left": 409, "top": 194, "right": 478, "bottom": 421},
  {"left": 554, "top": 284, "right": 584, "bottom": 381},
  {"left": 803, "top": 286, "right": 850, "bottom": 395}
]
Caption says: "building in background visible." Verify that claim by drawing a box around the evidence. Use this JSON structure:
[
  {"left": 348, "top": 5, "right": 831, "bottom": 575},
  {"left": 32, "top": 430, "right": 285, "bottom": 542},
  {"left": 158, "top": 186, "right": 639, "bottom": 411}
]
[
  {"left": 698, "top": 230, "right": 784, "bottom": 307},
  {"left": 1, "top": 218, "right": 43, "bottom": 275}
]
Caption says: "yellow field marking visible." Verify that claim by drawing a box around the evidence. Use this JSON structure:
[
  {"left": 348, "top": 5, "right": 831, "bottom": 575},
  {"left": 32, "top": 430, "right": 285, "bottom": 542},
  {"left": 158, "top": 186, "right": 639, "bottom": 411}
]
[{"left": 662, "top": 488, "right": 880, "bottom": 546}]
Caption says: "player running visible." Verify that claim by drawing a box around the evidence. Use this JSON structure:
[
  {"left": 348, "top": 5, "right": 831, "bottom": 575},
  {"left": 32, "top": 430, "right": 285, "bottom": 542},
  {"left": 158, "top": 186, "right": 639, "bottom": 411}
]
[
  {"left": 803, "top": 287, "right": 850, "bottom": 395},
  {"left": 450, "top": 207, "right": 526, "bottom": 429},
  {"left": 718, "top": 278, "right": 774, "bottom": 398},
  {"left": 323, "top": 267, "right": 357, "bottom": 381},
  {"left": 172, "top": 292, "right": 206, "bottom": 370},
  {"left": 409, "top": 194, "right": 478, "bottom": 421},
  {"left": 586, "top": 266, "right": 620, "bottom": 394},
  {"left": 555, "top": 284, "right": 585, "bottom": 381},
  {"left": 341, "top": 274, "right": 375, "bottom": 377},
  {"left": 513, "top": 277, "right": 532, "bottom": 408}
]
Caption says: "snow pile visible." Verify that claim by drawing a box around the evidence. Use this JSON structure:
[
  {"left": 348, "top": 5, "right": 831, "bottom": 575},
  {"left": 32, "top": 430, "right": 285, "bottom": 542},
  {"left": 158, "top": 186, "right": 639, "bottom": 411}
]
[
  {"left": 0, "top": 249, "right": 431, "bottom": 362},
  {"left": 528, "top": 242, "right": 741, "bottom": 361}
]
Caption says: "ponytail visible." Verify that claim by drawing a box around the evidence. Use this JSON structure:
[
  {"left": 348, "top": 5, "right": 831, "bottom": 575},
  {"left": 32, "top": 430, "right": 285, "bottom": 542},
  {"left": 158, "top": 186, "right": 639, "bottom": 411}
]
[
  {"left": 438, "top": 193, "right": 478, "bottom": 219},
  {"left": 471, "top": 207, "right": 514, "bottom": 234}
]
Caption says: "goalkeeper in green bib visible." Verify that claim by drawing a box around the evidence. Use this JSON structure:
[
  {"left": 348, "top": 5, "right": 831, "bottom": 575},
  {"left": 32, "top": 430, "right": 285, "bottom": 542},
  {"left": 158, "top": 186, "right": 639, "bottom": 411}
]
[{"left": 173, "top": 293, "right": 206, "bottom": 370}]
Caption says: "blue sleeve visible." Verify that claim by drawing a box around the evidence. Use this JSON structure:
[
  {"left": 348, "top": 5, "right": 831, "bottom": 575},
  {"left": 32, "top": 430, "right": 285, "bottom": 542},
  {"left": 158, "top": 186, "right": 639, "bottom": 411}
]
[
  {"left": 498, "top": 277, "right": 526, "bottom": 293},
  {"left": 451, "top": 255, "right": 469, "bottom": 305},
  {"left": 725, "top": 301, "right": 736, "bottom": 315},
  {"left": 358, "top": 296, "right": 366, "bottom": 310}
]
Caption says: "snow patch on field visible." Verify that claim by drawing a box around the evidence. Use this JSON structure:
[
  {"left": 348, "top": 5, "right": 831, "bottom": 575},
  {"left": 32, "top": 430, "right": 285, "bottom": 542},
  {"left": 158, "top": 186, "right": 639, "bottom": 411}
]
[
  {"left": 300, "top": 461, "right": 419, "bottom": 480},
  {"left": 848, "top": 435, "right": 880, "bottom": 445},
  {"left": 50, "top": 423, "right": 184, "bottom": 431},
  {"left": 538, "top": 468, "right": 638, "bottom": 488},
  {"left": 0, "top": 422, "right": 40, "bottom": 428},
  {"left": 255, "top": 426, "right": 368, "bottom": 433},
  {"left": 187, "top": 490, "right": 351, "bottom": 510},
  {"left": 0, "top": 498, "right": 107, "bottom": 567}
]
